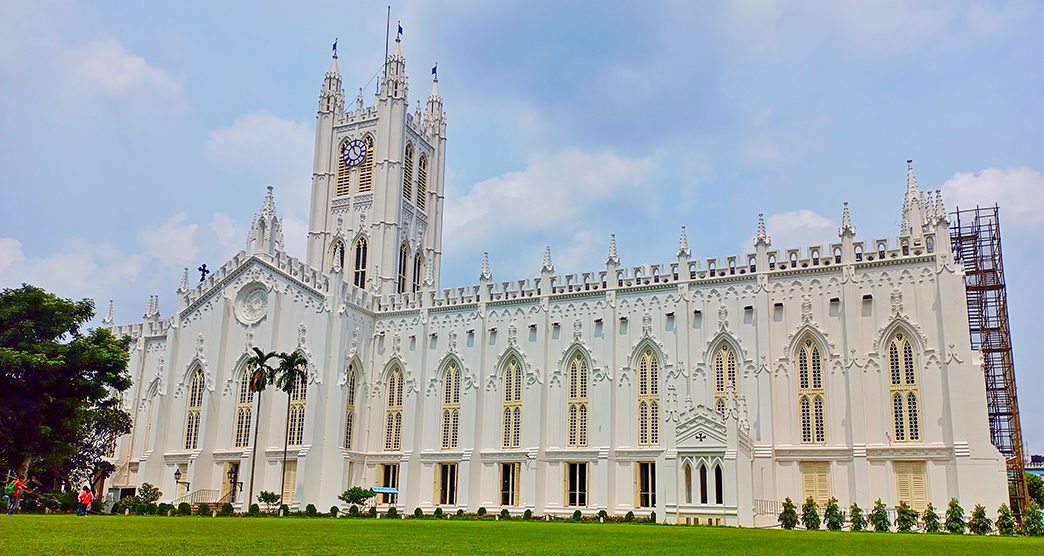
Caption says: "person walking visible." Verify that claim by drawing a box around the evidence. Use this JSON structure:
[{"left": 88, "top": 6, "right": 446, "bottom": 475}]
[
  {"left": 5, "top": 477, "right": 26, "bottom": 515},
  {"left": 76, "top": 486, "right": 93, "bottom": 516}
]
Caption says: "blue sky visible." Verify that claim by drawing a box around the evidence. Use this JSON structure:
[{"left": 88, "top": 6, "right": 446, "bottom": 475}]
[{"left": 1, "top": 1, "right": 1042, "bottom": 451}]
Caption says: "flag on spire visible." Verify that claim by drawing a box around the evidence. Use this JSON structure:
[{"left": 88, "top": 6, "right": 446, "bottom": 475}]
[
  {"left": 332, "top": 39, "right": 337, "bottom": 57},
  {"left": 432, "top": 63, "right": 437, "bottom": 79},
  {"left": 397, "top": 22, "right": 403, "bottom": 39}
]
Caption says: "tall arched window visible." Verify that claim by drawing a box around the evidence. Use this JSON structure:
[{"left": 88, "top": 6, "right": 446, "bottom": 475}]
[
  {"left": 888, "top": 331, "right": 921, "bottom": 442},
  {"left": 567, "top": 352, "right": 589, "bottom": 447},
  {"left": 288, "top": 374, "right": 307, "bottom": 446},
  {"left": 637, "top": 347, "right": 660, "bottom": 446},
  {"left": 416, "top": 154, "right": 428, "bottom": 210},
  {"left": 352, "top": 236, "right": 368, "bottom": 288},
  {"left": 358, "top": 134, "right": 375, "bottom": 192},
  {"left": 683, "top": 463, "right": 693, "bottom": 503},
  {"left": 331, "top": 240, "right": 345, "bottom": 272},
  {"left": 413, "top": 253, "right": 423, "bottom": 293},
  {"left": 397, "top": 243, "right": 409, "bottom": 294},
  {"left": 796, "top": 337, "right": 826, "bottom": 444},
  {"left": 233, "top": 367, "right": 253, "bottom": 448},
  {"left": 384, "top": 366, "right": 404, "bottom": 451},
  {"left": 712, "top": 342, "right": 737, "bottom": 414},
  {"left": 699, "top": 464, "right": 708, "bottom": 504},
  {"left": 441, "top": 362, "right": 461, "bottom": 450},
  {"left": 344, "top": 363, "right": 357, "bottom": 450},
  {"left": 714, "top": 464, "right": 724, "bottom": 504},
  {"left": 184, "top": 367, "right": 204, "bottom": 450},
  {"left": 402, "top": 143, "right": 414, "bottom": 202},
  {"left": 335, "top": 138, "right": 352, "bottom": 197},
  {"left": 502, "top": 357, "right": 523, "bottom": 449}
]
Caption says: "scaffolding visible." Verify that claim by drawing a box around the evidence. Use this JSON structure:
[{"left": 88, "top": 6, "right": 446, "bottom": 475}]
[{"left": 950, "top": 206, "right": 1026, "bottom": 519}]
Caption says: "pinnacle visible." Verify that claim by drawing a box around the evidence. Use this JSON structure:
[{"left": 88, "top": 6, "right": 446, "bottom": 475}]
[
  {"left": 755, "top": 213, "right": 771, "bottom": 247},
  {"left": 677, "top": 226, "right": 691, "bottom": 259},
  {"left": 479, "top": 252, "right": 492, "bottom": 282},
  {"left": 838, "top": 202, "right": 857, "bottom": 238},
  {"left": 606, "top": 234, "right": 620, "bottom": 266},
  {"left": 541, "top": 245, "right": 554, "bottom": 274}
]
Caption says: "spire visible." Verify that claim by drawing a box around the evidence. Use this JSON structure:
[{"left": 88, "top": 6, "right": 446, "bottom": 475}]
[
  {"left": 900, "top": 159, "right": 927, "bottom": 238},
  {"left": 932, "top": 190, "right": 948, "bottom": 225},
  {"left": 143, "top": 295, "right": 159, "bottom": 320},
  {"left": 606, "top": 234, "right": 620, "bottom": 266},
  {"left": 248, "top": 186, "right": 284, "bottom": 255},
  {"left": 381, "top": 34, "right": 407, "bottom": 100},
  {"left": 101, "top": 299, "right": 114, "bottom": 326},
  {"left": 677, "top": 226, "right": 691, "bottom": 259},
  {"left": 177, "top": 267, "right": 189, "bottom": 294},
  {"left": 838, "top": 202, "right": 857, "bottom": 238},
  {"left": 479, "top": 252, "right": 492, "bottom": 282},
  {"left": 426, "top": 67, "right": 443, "bottom": 132},
  {"left": 754, "top": 213, "right": 771, "bottom": 247},
  {"left": 541, "top": 245, "right": 554, "bottom": 274},
  {"left": 319, "top": 48, "right": 344, "bottom": 114},
  {"left": 355, "top": 87, "right": 364, "bottom": 111}
]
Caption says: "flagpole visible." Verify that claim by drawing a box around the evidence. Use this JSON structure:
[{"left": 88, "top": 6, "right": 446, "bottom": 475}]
[{"left": 384, "top": 6, "right": 390, "bottom": 80}]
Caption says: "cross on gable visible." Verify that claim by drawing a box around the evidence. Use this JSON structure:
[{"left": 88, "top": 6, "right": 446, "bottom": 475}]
[
  {"left": 198, "top": 264, "right": 210, "bottom": 282},
  {"left": 695, "top": 432, "right": 707, "bottom": 442}
]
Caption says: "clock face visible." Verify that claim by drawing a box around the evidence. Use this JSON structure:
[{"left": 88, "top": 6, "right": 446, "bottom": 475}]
[{"left": 343, "top": 138, "right": 367, "bottom": 167}]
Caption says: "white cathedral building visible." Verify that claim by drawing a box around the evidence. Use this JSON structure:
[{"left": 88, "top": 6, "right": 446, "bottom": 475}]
[{"left": 101, "top": 38, "right": 1008, "bottom": 526}]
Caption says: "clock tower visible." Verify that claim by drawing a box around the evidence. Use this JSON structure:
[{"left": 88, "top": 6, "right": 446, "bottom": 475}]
[{"left": 306, "top": 37, "right": 446, "bottom": 295}]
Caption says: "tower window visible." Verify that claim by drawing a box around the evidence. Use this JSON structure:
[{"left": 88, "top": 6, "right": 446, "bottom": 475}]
[
  {"left": 417, "top": 154, "right": 428, "bottom": 210},
  {"left": 353, "top": 237, "right": 367, "bottom": 288},
  {"left": 358, "top": 135, "right": 375, "bottom": 193},
  {"left": 413, "top": 253, "right": 424, "bottom": 293},
  {"left": 397, "top": 243, "right": 409, "bottom": 294},
  {"left": 888, "top": 331, "right": 921, "bottom": 442},
  {"left": 796, "top": 337, "right": 826, "bottom": 444},
  {"left": 403, "top": 143, "right": 414, "bottom": 203},
  {"left": 335, "top": 138, "right": 352, "bottom": 197}
]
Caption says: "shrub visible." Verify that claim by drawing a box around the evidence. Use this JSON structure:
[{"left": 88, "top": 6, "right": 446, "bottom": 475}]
[
  {"left": 112, "top": 495, "right": 138, "bottom": 515},
  {"left": 434, "top": 507, "right": 444, "bottom": 519},
  {"left": 824, "top": 498, "right": 843, "bottom": 531},
  {"left": 849, "top": 503, "right": 866, "bottom": 532},
  {"left": 177, "top": 502, "right": 192, "bottom": 516},
  {"left": 523, "top": 509, "right": 533, "bottom": 520},
  {"left": 338, "top": 487, "right": 377, "bottom": 507},
  {"left": 414, "top": 507, "right": 423, "bottom": 519},
  {"left": 800, "top": 497, "right": 820, "bottom": 530},
  {"left": 367, "top": 506, "right": 377, "bottom": 518},
  {"left": 196, "top": 503, "right": 211, "bottom": 517},
  {"left": 157, "top": 503, "right": 172, "bottom": 516},
  {"left": 279, "top": 504, "right": 290, "bottom": 517},
  {"left": 249, "top": 503, "right": 261, "bottom": 516},
  {"left": 921, "top": 503, "right": 940, "bottom": 533},
  {"left": 968, "top": 504, "right": 992, "bottom": 535},
  {"left": 219, "top": 503, "right": 234, "bottom": 517},
  {"left": 305, "top": 504, "right": 318, "bottom": 517},
  {"left": 944, "top": 498, "right": 966, "bottom": 534},
  {"left": 456, "top": 509, "right": 465, "bottom": 517},
  {"left": 1024, "top": 501, "right": 1044, "bottom": 536},
  {"left": 995, "top": 504, "right": 1015, "bottom": 536},
  {"left": 258, "top": 491, "right": 280, "bottom": 514},
  {"left": 648, "top": 511, "right": 656, "bottom": 524},
  {"left": 778, "top": 497, "right": 798, "bottom": 530},
  {"left": 572, "top": 509, "right": 582, "bottom": 521},
  {"left": 478, "top": 507, "right": 487, "bottom": 517},
  {"left": 625, "top": 510, "right": 635, "bottom": 523},
  {"left": 329, "top": 506, "right": 339, "bottom": 517},
  {"left": 348, "top": 504, "right": 359, "bottom": 517},
  {"left": 870, "top": 499, "right": 890, "bottom": 532},
  {"left": 598, "top": 509, "right": 608, "bottom": 520},
  {"left": 138, "top": 483, "right": 162, "bottom": 505},
  {"left": 895, "top": 501, "right": 918, "bottom": 532},
  {"left": 386, "top": 506, "right": 398, "bottom": 518},
  {"left": 500, "top": 508, "right": 509, "bottom": 519},
  {"left": 133, "top": 503, "right": 149, "bottom": 515}
]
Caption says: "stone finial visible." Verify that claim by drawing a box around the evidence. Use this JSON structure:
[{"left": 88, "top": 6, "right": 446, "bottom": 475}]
[
  {"left": 479, "top": 252, "right": 492, "bottom": 282},
  {"left": 906, "top": 159, "right": 920, "bottom": 196},
  {"left": 541, "top": 245, "right": 554, "bottom": 274},
  {"left": 838, "top": 202, "right": 857, "bottom": 238},
  {"left": 606, "top": 234, "right": 620, "bottom": 266},
  {"left": 934, "top": 190, "right": 948, "bottom": 224},
  {"left": 677, "top": 226, "right": 691, "bottom": 259},
  {"left": 101, "top": 300, "right": 114, "bottom": 326},
  {"left": 177, "top": 267, "right": 189, "bottom": 294},
  {"left": 424, "top": 259, "right": 434, "bottom": 288},
  {"left": 143, "top": 295, "right": 159, "bottom": 320},
  {"left": 356, "top": 87, "right": 364, "bottom": 111},
  {"left": 754, "top": 213, "right": 771, "bottom": 247}
]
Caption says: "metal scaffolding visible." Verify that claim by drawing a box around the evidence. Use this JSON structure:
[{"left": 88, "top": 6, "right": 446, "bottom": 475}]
[{"left": 950, "top": 206, "right": 1026, "bottom": 519}]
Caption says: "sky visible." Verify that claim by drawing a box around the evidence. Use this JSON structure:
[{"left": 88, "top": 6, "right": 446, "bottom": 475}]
[{"left": 1, "top": 1, "right": 1042, "bottom": 451}]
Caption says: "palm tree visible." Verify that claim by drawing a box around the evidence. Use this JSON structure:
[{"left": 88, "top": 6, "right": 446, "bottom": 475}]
[
  {"left": 275, "top": 350, "right": 309, "bottom": 507},
  {"left": 245, "top": 347, "right": 277, "bottom": 508}
]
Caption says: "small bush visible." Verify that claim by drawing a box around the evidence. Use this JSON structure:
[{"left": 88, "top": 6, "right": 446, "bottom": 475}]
[
  {"left": 456, "top": 509, "right": 465, "bottom": 517},
  {"left": 177, "top": 502, "right": 192, "bottom": 516},
  {"left": 800, "top": 497, "right": 820, "bottom": 530},
  {"left": 597, "top": 509, "right": 608, "bottom": 520},
  {"left": 944, "top": 498, "right": 966, "bottom": 535},
  {"left": 849, "top": 503, "right": 866, "bottom": 532},
  {"left": 133, "top": 503, "right": 149, "bottom": 515},
  {"left": 387, "top": 506, "right": 398, "bottom": 518},
  {"left": 921, "top": 503, "right": 941, "bottom": 533},
  {"left": 278, "top": 504, "right": 289, "bottom": 516},
  {"left": 500, "top": 508, "right": 509, "bottom": 519},
  {"left": 478, "top": 507, "right": 487, "bottom": 517},
  {"left": 523, "top": 509, "right": 532, "bottom": 520},
  {"left": 1024, "top": 501, "right": 1044, "bottom": 536},
  {"left": 870, "top": 499, "right": 890, "bottom": 532},
  {"left": 824, "top": 498, "right": 843, "bottom": 531},
  {"left": 157, "top": 503, "right": 172, "bottom": 516},
  {"left": 196, "top": 503, "right": 211, "bottom": 517},
  {"left": 413, "top": 507, "right": 423, "bottom": 519},
  {"left": 434, "top": 507, "right": 444, "bottom": 519},
  {"left": 249, "top": 503, "right": 261, "bottom": 516},
  {"left": 305, "top": 504, "right": 318, "bottom": 517},
  {"left": 895, "top": 501, "right": 918, "bottom": 532},
  {"left": 367, "top": 506, "right": 377, "bottom": 518},
  {"left": 348, "top": 504, "right": 359, "bottom": 517},
  {"left": 625, "top": 510, "right": 635, "bottom": 523},
  {"left": 778, "top": 497, "right": 798, "bottom": 530},
  {"left": 648, "top": 511, "right": 656, "bottom": 524},
  {"left": 995, "top": 504, "right": 1015, "bottom": 536},
  {"left": 968, "top": 504, "right": 992, "bottom": 535},
  {"left": 329, "top": 506, "right": 339, "bottom": 517},
  {"left": 572, "top": 509, "right": 582, "bottom": 521}
]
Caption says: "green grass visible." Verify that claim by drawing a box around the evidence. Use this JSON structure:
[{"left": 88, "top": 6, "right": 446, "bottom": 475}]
[{"left": 1, "top": 515, "right": 1041, "bottom": 555}]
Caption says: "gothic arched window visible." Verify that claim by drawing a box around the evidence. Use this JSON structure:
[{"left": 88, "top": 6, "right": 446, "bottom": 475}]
[
  {"left": 567, "top": 352, "right": 589, "bottom": 447},
  {"left": 358, "top": 134, "right": 375, "bottom": 193},
  {"left": 796, "top": 337, "right": 826, "bottom": 444},
  {"left": 888, "top": 330, "right": 921, "bottom": 442},
  {"left": 502, "top": 357, "right": 523, "bottom": 449},
  {"left": 344, "top": 363, "right": 357, "bottom": 450},
  {"left": 637, "top": 347, "right": 660, "bottom": 446},
  {"left": 352, "top": 236, "right": 368, "bottom": 288},
  {"left": 288, "top": 373, "right": 307, "bottom": 446},
  {"left": 233, "top": 367, "right": 253, "bottom": 448},
  {"left": 403, "top": 143, "right": 414, "bottom": 202},
  {"left": 335, "top": 137, "right": 352, "bottom": 197},
  {"left": 184, "top": 367, "right": 204, "bottom": 450},
  {"left": 384, "top": 366, "right": 404, "bottom": 451},
  {"left": 712, "top": 342, "right": 737, "bottom": 414},
  {"left": 413, "top": 253, "right": 424, "bottom": 293},
  {"left": 397, "top": 243, "right": 409, "bottom": 294},
  {"left": 417, "top": 154, "right": 428, "bottom": 211},
  {"left": 441, "top": 362, "right": 461, "bottom": 450}
]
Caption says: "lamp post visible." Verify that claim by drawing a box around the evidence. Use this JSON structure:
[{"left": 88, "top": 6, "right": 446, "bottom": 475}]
[
  {"left": 227, "top": 466, "right": 242, "bottom": 503},
  {"left": 173, "top": 468, "right": 190, "bottom": 502}
]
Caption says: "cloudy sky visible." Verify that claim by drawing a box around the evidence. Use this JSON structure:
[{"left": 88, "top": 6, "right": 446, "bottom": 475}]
[{"left": 1, "top": 1, "right": 1042, "bottom": 450}]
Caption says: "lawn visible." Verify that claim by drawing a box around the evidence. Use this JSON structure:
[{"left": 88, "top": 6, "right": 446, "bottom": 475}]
[{"left": 2, "top": 515, "right": 1041, "bottom": 555}]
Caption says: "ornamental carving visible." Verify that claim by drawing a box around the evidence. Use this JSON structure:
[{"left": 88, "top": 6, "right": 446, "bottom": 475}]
[{"left": 234, "top": 282, "right": 269, "bottom": 325}]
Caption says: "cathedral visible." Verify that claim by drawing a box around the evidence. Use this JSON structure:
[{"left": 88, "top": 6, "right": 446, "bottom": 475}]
[{"left": 101, "top": 38, "right": 1008, "bottom": 526}]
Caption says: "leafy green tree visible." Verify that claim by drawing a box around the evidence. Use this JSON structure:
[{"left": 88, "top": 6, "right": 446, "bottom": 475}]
[
  {"left": 338, "top": 487, "right": 376, "bottom": 507},
  {"left": 258, "top": 490, "right": 280, "bottom": 514},
  {"left": 1026, "top": 473, "right": 1044, "bottom": 506},
  {"left": 275, "top": 350, "right": 309, "bottom": 505},
  {"left": 995, "top": 503, "right": 1015, "bottom": 536},
  {"left": 1024, "top": 500, "right": 1044, "bottom": 536},
  {"left": 870, "top": 499, "right": 890, "bottom": 532},
  {"left": 944, "top": 498, "right": 966, "bottom": 534},
  {"left": 196, "top": 503, "right": 211, "bottom": 516},
  {"left": 138, "top": 482, "right": 162, "bottom": 505},
  {"left": 895, "top": 501, "right": 918, "bottom": 532},
  {"left": 220, "top": 502, "right": 234, "bottom": 516},
  {"left": 921, "top": 503, "right": 941, "bottom": 533},
  {"left": 801, "top": 497, "right": 820, "bottom": 530},
  {"left": 305, "top": 503, "right": 318, "bottom": 517},
  {"left": 0, "top": 285, "right": 132, "bottom": 481},
  {"left": 244, "top": 347, "right": 277, "bottom": 507},
  {"left": 778, "top": 497, "right": 798, "bottom": 530},
  {"left": 849, "top": 503, "right": 867, "bottom": 531},
  {"left": 967, "top": 504, "right": 992, "bottom": 535},
  {"left": 824, "top": 498, "right": 843, "bottom": 531}
]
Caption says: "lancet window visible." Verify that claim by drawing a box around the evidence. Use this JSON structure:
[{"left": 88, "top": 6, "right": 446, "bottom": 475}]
[
  {"left": 637, "top": 347, "right": 660, "bottom": 446},
  {"left": 184, "top": 367, "right": 204, "bottom": 450},
  {"left": 441, "top": 362, "right": 461, "bottom": 450},
  {"left": 797, "top": 336, "right": 826, "bottom": 444},
  {"left": 567, "top": 352, "right": 589, "bottom": 447},
  {"left": 888, "top": 331, "right": 921, "bottom": 442},
  {"left": 502, "top": 357, "right": 523, "bottom": 449},
  {"left": 384, "top": 367, "right": 404, "bottom": 451},
  {"left": 712, "top": 342, "right": 737, "bottom": 415}
]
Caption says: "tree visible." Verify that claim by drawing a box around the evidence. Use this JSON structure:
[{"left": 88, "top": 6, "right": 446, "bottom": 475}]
[
  {"left": 57, "top": 396, "right": 131, "bottom": 488},
  {"left": 995, "top": 503, "right": 1015, "bottom": 536},
  {"left": 1026, "top": 472, "right": 1044, "bottom": 506},
  {"left": 967, "top": 504, "right": 992, "bottom": 535},
  {"left": 849, "top": 503, "right": 867, "bottom": 532},
  {"left": 921, "top": 503, "right": 941, "bottom": 533},
  {"left": 823, "top": 498, "right": 843, "bottom": 531},
  {"left": 778, "top": 497, "right": 798, "bottom": 530},
  {"left": 275, "top": 350, "right": 309, "bottom": 507},
  {"left": 944, "top": 498, "right": 966, "bottom": 534},
  {"left": 870, "top": 499, "right": 890, "bottom": 532},
  {"left": 258, "top": 490, "right": 280, "bottom": 514},
  {"left": 1024, "top": 501, "right": 1044, "bottom": 536},
  {"left": 244, "top": 347, "right": 278, "bottom": 507},
  {"left": 137, "top": 483, "right": 162, "bottom": 505},
  {"left": 0, "top": 285, "right": 132, "bottom": 482},
  {"left": 338, "top": 487, "right": 376, "bottom": 507},
  {"left": 801, "top": 497, "right": 820, "bottom": 530},
  {"left": 895, "top": 501, "right": 918, "bottom": 532}
]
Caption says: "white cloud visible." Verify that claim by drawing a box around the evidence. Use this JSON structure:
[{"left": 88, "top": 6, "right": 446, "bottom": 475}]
[
  {"left": 941, "top": 167, "right": 1044, "bottom": 232},
  {"left": 0, "top": 238, "right": 143, "bottom": 302},
  {"left": 210, "top": 212, "right": 244, "bottom": 257},
  {"left": 60, "top": 36, "right": 183, "bottom": 99},
  {"left": 136, "top": 213, "right": 200, "bottom": 266},
  {"left": 0, "top": 238, "right": 25, "bottom": 272},
  {"left": 746, "top": 209, "right": 838, "bottom": 252}
]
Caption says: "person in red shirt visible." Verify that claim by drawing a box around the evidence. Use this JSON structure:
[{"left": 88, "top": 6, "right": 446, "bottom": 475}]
[
  {"left": 77, "top": 486, "right": 93, "bottom": 516},
  {"left": 5, "top": 477, "right": 26, "bottom": 515}
]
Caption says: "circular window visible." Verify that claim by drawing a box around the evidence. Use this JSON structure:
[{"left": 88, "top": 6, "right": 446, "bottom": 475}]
[{"left": 235, "top": 283, "right": 269, "bottom": 325}]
